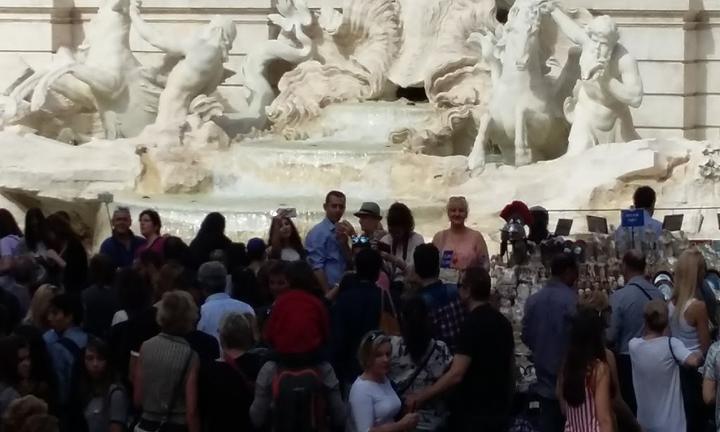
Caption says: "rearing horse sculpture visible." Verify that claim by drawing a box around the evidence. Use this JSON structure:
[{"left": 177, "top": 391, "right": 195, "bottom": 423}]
[{"left": 467, "top": 0, "right": 579, "bottom": 169}]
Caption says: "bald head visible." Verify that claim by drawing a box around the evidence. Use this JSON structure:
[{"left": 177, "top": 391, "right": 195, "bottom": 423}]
[{"left": 622, "top": 250, "right": 646, "bottom": 277}]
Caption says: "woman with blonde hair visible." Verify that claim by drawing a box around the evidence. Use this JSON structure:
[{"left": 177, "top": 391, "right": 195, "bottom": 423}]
[
  {"left": 669, "top": 248, "right": 710, "bottom": 355},
  {"left": 133, "top": 291, "right": 200, "bottom": 432},
  {"left": 347, "top": 331, "right": 419, "bottom": 432},
  {"left": 668, "top": 248, "right": 711, "bottom": 432},
  {"left": 23, "top": 285, "right": 60, "bottom": 331},
  {"left": 432, "top": 197, "right": 489, "bottom": 271}
]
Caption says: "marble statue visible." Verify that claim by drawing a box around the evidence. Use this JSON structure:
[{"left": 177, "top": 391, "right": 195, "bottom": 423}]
[
  {"left": 267, "top": 0, "right": 502, "bottom": 138},
  {"left": 0, "top": 0, "right": 707, "bottom": 255},
  {"left": 420, "top": 0, "right": 497, "bottom": 107},
  {"left": 129, "top": 0, "right": 237, "bottom": 134},
  {"left": 0, "top": 0, "right": 158, "bottom": 140},
  {"left": 222, "top": 0, "right": 314, "bottom": 135},
  {"left": 467, "top": 0, "right": 581, "bottom": 169},
  {"left": 549, "top": 7, "right": 643, "bottom": 155},
  {"left": 267, "top": 0, "right": 402, "bottom": 138}
]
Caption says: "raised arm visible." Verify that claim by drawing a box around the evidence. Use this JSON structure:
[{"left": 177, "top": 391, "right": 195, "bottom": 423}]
[
  {"left": 604, "top": 49, "right": 643, "bottom": 108},
  {"left": 129, "top": 0, "right": 187, "bottom": 56},
  {"left": 550, "top": 8, "right": 589, "bottom": 46}
]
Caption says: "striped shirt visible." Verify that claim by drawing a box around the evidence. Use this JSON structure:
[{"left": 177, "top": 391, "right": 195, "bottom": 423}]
[{"left": 564, "top": 378, "right": 600, "bottom": 432}]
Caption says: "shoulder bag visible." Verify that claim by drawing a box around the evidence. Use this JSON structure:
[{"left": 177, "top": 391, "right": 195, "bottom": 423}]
[{"left": 135, "top": 348, "right": 193, "bottom": 432}]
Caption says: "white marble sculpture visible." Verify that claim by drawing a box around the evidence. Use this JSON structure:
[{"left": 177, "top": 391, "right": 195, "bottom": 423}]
[
  {"left": 222, "top": 0, "right": 315, "bottom": 135},
  {"left": 129, "top": 1, "right": 237, "bottom": 135},
  {"left": 549, "top": 7, "right": 643, "bottom": 156},
  {"left": 420, "top": 0, "right": 497, "bottom": 107},
  {"left": 267, "top": 0, "right": 402, "bottom": 138},
  {"left": 267, "top": 0, "right": 502, "bottom": 138},
  {"left": 0, "top": 0, "right": 699, "bottom": 253},
  {"left": 0, "top": 0, "right": 158, "bottom": 140},
  {"left": 467, "top": 0, "right": 582, "bottom": 169}
]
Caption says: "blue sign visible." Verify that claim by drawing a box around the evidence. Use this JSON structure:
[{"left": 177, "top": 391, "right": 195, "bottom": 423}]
[{"left": 621, "top": 209, "right": 645, "bottom": 228}]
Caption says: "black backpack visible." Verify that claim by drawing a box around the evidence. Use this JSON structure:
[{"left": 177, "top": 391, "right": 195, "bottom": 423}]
[{"left": 271, "top": 366, "right": 328, "bottom": 432}]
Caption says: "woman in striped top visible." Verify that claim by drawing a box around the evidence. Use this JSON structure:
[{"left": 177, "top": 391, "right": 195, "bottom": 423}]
[{"left": 557, "top": 308, "right": 614, "bottom": 432}]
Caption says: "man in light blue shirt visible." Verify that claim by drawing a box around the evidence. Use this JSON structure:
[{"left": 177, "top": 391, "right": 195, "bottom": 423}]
[
  {"left": 306, "top": 191, "right": 348, "bottom": 292},
  {"left": 522, "top": 253, "right": 578, "bottom": 432},
  {"left": 608, "top": 250, "right": 663, "bottom": 414},
  {"left": 44, "top": 293, "right": 88, "bottom": 407},
  {"left": 197, "top": 261, "right": 254, "bottom": 341}
]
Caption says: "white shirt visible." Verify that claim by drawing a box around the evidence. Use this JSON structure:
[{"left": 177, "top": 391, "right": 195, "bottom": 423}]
[
  {"left": 629, "top": 336, "right": 692, "bottom": 432},
  {"left": 380, "top": 232, "right": 425, "bottom": 281},
  {"left": 280, "top": 248, "right": 301, "bottom": 262},
  {"left": 348, "top": 377, "right": 401, "bottom": 432},
  {"left": 197, "top": 293, "right": 255, "bottom": 341}
]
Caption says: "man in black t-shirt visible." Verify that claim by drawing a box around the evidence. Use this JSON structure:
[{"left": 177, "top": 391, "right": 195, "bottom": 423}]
[{"left": 406, "top": 266, "right": 515, "bottom": 432}]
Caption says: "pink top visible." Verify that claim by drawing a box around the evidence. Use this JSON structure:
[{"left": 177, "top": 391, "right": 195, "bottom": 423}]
[
  {"left": 135, "top": 235, "right": 167, "bottom": 259},
  {"left": 564, "top": 378, "right": 600, "bottom": 432},
  {"left": 432, "top": 228, "right": 488, "bottom": 270}
]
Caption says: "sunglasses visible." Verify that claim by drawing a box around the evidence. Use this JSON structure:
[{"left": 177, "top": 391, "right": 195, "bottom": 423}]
[{"left": 366, "top": 330, "right": 387, "bottom": 344}]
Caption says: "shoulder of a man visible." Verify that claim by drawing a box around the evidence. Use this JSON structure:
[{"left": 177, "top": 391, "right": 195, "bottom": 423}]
[
  {"left": 609, "top": 286, "right": 626, "bottom": 304},
  {"left": 99, "top": 236, "right": 115, "bottom": 251},
  {"left": 630, "top": 278, "right": 662, "bottom": 298},
  {"left": 307, "top": 220, "right": 330, "bottom": 239},
  {"left": 230, "top": 298, "right": 255, "bottom": 314}
]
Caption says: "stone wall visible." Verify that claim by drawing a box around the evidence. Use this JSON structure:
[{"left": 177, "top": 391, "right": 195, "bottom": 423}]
[{"left": 0, "top": 0, "right": 717, "bottom": 140}]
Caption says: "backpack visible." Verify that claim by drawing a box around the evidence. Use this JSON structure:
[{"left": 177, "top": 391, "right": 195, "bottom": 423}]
[
  {"left": 271, "top": 366, "right": 328, "bottom": 432},
  {"left": 56, "top": 337, "right": 83, "bottom": 403}
]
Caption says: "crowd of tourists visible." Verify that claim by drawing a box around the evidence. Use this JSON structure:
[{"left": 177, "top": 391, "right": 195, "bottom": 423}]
[{"left": 0, "top": 187, "right": 718, "bottom": 432}]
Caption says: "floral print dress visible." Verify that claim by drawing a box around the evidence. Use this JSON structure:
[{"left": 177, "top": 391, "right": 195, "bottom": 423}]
[{"left": 388, "top": 336, "right": 453, "bottom": 431}]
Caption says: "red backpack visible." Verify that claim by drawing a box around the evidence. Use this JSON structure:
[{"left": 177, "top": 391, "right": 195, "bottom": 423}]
[{"left": 271, "top": 367, "right": 328, "bottom": 432}]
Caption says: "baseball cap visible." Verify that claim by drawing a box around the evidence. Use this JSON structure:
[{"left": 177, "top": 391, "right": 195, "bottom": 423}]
[
  {"left": 247, "top": 237, "right": 267, "bottom": 255},
  {"left": 354, "top": 202, "right": 382, "bottom": 219}
]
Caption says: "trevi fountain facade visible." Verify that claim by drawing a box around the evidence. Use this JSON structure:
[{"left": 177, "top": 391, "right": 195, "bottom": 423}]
[{"left": 0, "top": 0, "right": 719, "bottom": 248}]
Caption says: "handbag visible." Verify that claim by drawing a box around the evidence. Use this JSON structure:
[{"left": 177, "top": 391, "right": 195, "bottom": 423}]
[
  {"left": 135, "top": 348, "right": 193, "bottom": 432},
  {"left": 379, "top": 287, "right": 401, "bottom": 336}
]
